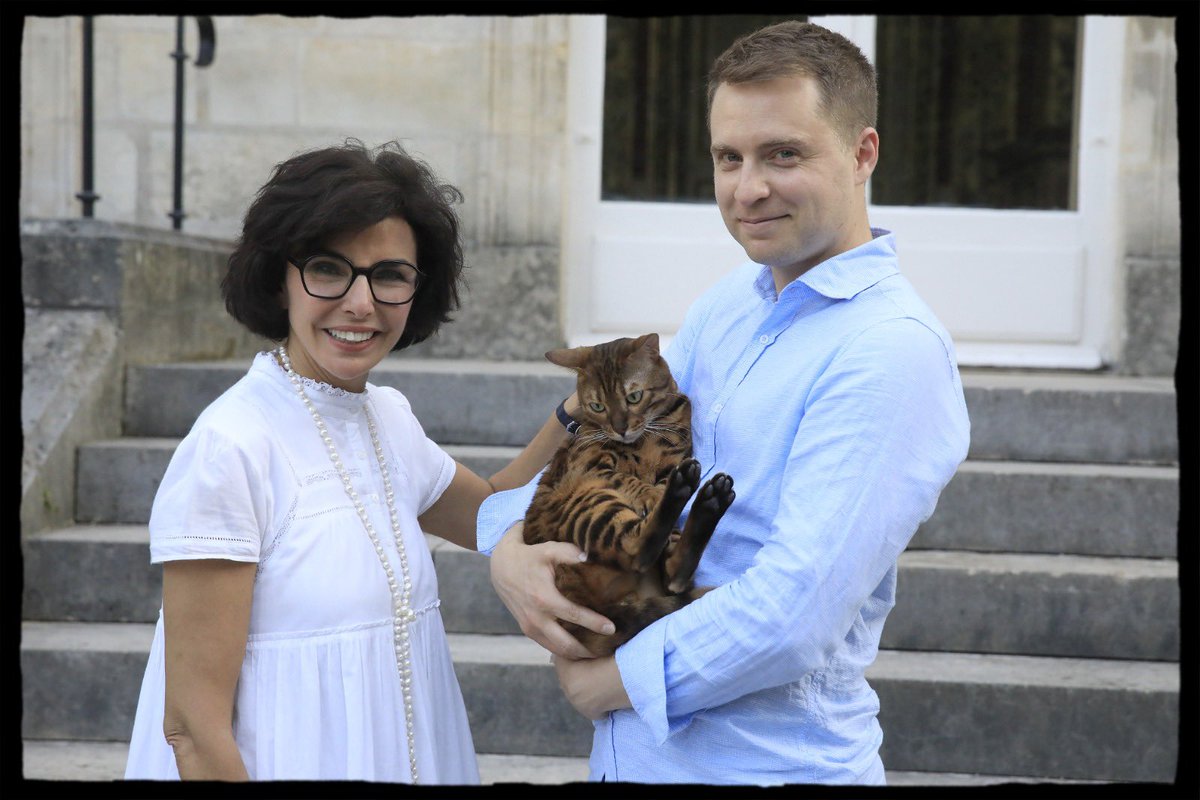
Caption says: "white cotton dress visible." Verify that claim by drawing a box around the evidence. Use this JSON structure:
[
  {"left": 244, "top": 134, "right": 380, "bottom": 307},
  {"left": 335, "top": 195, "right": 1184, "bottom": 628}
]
[{"left": 124, "top": 351, "right": 480, "bottom": 783}]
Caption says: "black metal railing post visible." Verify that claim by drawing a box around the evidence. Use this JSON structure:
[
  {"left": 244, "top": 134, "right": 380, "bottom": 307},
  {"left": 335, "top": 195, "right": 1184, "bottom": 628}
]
[
  {"left": 75, "top": 16, "right": 100, "bottom": 216},
  {"left": 168, "top": 16, "right": 215, "bottom": 231}
]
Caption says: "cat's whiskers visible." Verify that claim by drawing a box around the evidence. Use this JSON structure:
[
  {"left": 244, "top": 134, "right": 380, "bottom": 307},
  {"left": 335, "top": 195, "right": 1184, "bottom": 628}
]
[
  {"left": 644, "top": 419, "right": 685, "bottom": 444},
  {"left": 576, "top": 429, "right": 611, "bottom": 446}
]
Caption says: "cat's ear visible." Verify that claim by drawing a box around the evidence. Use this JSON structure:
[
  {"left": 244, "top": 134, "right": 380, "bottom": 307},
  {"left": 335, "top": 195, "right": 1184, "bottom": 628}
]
[
  {"left": 546, "top": 346, "right": 590, "bottom": 370},
  {"left": 630, "top": 332, "right": 660, "bottom": 358}
]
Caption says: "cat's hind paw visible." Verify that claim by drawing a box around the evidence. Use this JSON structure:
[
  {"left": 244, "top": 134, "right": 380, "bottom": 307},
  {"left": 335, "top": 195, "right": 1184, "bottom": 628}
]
[
  {"left": 667, "top": 458, "right": 702, "bottom": 501},
  {"left": 695, "top": 472, "right": 735, "bottom": 516}
]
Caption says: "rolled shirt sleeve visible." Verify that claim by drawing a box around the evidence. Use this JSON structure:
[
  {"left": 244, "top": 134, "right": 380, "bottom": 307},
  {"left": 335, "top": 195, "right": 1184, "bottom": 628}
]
[{"left": 476, "top": 473, "right": 541, "bottom": 556}]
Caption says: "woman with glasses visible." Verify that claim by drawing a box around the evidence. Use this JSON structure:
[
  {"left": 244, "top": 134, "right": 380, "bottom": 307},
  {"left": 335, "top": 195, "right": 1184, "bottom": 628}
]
[{"left": 123, "top": 140, "right": 612, "bottom": 783}]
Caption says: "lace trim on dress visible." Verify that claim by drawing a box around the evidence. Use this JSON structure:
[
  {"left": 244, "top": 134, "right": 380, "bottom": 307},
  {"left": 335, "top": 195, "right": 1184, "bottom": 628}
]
[
  {"left": 157, "top": 532, "right": 257, "bottom": 546},
  {"left": 265, "top": 349, "right": 357, "bottom": 398}
]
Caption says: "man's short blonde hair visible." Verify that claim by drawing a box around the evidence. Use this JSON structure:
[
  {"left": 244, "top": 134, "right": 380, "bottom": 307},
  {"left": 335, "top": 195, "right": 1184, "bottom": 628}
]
[{"left": 707, "top": 20, "right": 878, "bottom": 147}]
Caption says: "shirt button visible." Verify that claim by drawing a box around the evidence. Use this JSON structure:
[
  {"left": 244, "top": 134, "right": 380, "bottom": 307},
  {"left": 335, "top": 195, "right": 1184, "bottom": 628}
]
[
  {"left": 759, "top": 335, "right": 770, "bottom": 344},
  {"left": 713, "top": 403, "right": 724, "bottom": 413},
  {"left": 355, "top": 451, "right": 367, "bottom": 460}
]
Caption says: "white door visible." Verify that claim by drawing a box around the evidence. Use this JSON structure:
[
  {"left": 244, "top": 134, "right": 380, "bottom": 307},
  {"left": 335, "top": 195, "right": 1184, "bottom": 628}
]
[{"left": 562, "top": 15, "right": 1127, "bottom": 369}]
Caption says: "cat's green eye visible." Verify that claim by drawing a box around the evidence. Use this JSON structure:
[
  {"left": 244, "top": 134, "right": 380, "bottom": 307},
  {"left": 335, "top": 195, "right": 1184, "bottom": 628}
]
[
  {"left": 588, "top": 402, "right": 606, "bottom": 413},
  {"left": 626, "top": 390, "right": 644, "bottom": 404}
]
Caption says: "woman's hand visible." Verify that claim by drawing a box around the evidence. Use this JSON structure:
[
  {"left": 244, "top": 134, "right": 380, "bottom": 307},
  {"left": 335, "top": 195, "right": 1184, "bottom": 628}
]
[
  {"left": 490, "top": 522, "right": 614, "bottom": 660},
  {"left": 553, "top": 654, "right": 632, "bottom": 720}
]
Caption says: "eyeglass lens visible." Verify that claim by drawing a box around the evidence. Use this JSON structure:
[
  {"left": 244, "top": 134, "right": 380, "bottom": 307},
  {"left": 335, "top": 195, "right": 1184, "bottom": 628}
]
[{"left": 300, "top": 256, "right": 419, "bottom": 304}]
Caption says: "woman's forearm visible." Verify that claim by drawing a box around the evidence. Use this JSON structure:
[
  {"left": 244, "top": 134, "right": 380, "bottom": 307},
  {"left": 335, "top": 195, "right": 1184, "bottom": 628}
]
[
  {"left": 488, "top": 393, "right": 578, "bottom": 492},
  {"left": 165, "top": 722, "right": 250, "bottom": 780},
  {"left": 420, "top": 394, "right": 578, "bottom": 548},
  {"left": 162, "top": 559, "right": 256, "bottom": 781}
]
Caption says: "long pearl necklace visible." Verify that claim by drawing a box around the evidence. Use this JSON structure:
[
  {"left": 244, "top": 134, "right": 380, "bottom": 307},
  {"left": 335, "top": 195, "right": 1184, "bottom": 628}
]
[{"left": 276, "top": 346, "right": 420, "bottom": 784}]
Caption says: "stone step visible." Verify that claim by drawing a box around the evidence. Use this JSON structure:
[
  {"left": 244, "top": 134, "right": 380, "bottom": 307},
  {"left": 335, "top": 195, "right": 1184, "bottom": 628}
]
[
  {"left": 20, "top": 740, "right": 1106, "bottom": 786},
  {"left": 123, "top": 358, "right": 575, "bottom": 447},
  {"left": 912, "top": 459, "right": 1178, "bottom": 558},
  {"left": 957, "top": 369, "right": 1176, "bottom": 465},
  {"left": 882, "top": 550, "right": 1178, "bottom": 660},
  {"left": 20, "top": 622, "right": 1178, "bottom": 782},
  {"left": 74, "top": 437, "right": 169, "bottom": 525},
  {"left": 430, "top": 539, "right": 1179, "bottom": 662},
  {"left": 74, "top": 436, "right": 1178, "bottom": 559},
  {"left": 22, "top": 525, "right": 161, "bottom": 623},
  {"left": 123, "top": 359, "right": 1178, "bottom": 465},
  {"left": 24, "top": 526, "right": 1179, "bottom": 661},
  {"left": 21, "top": 621, "right": 156, "bottom": 742},
  {"left": 19, "top": 739, "right": 591, "bottom": 784},
  {"left": 865, "top": 647, "right": 1177, "bottom": 783}
]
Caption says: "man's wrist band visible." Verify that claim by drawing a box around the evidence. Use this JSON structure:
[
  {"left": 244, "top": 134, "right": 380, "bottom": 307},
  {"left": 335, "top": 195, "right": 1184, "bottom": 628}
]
[{"left": 555, "top": 398, "right": 581, "bottom": 435}]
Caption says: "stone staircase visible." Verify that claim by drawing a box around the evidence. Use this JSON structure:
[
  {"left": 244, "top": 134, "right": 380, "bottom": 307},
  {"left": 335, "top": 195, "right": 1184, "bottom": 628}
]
[{"left": 21, "top": 355, "right": 1180, "bottom": 785}]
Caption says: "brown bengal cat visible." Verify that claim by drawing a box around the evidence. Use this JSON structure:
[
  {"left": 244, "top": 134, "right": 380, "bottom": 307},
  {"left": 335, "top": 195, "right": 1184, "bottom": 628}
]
[{"left": 523, "top": 332, "right": 735, "bottom": 657}]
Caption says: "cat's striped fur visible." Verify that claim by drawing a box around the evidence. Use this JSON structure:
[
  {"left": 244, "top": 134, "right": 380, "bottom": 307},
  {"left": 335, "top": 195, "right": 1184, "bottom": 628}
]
[{"left": 523, "top": 333, "right": 735, "bottom": 656}]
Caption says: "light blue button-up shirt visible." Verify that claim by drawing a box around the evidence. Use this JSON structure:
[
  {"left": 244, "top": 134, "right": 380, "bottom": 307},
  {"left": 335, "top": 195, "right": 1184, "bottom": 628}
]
[{"left": 478, "top": 230, "right": 970, "bottom": 784}]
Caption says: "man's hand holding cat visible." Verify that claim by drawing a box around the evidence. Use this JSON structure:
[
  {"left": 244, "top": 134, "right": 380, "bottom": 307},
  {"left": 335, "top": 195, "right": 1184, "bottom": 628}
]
[
  {"left": 490, "top": 523, "right": 615, "bottom": 660},
  {"left": 553, "top": 654, "right": 632, "bottom": 720}
]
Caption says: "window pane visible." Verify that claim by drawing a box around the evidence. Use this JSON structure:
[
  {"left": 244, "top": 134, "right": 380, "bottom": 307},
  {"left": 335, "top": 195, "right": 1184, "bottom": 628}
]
[
  {"left": 871, "top": 16, "right": 1080, "bottom": 210},
  {"left": 602, "top": 15, "right": 800, "bottom": 202}
]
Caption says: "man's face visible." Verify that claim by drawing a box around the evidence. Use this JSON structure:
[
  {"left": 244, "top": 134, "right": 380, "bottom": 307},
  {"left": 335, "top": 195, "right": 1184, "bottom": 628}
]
[{"left": 710, "top": 75, "right": 874, "bottom": 287}]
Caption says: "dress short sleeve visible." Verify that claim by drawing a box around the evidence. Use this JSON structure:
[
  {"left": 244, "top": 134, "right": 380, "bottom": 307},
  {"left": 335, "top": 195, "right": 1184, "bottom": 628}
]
[{"left": 148, "top": 424, "right": 268, "bottom": 564}]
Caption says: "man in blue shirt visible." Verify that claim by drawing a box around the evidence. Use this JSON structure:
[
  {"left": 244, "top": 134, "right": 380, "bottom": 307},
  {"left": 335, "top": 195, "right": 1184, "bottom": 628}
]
[{"left": 480, "top": 20, "right": 970, "bottom": 784}]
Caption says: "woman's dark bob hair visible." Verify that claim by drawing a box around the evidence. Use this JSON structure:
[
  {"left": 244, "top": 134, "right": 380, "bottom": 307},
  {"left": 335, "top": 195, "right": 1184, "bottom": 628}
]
[{"left": 222, "top": 139, "right": 464, "bottom": 350}]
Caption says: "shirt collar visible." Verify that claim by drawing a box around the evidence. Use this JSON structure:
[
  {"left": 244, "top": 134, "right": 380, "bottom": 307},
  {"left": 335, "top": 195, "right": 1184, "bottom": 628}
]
[{"left": 753, "top": 228, "right": 898, "bottom": 301}]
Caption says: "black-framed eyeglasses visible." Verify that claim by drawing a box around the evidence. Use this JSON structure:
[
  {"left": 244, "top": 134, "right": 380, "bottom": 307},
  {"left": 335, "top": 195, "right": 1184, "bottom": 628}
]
[{"left": 289, "top": 253, "right": 423, "bottom": 306}]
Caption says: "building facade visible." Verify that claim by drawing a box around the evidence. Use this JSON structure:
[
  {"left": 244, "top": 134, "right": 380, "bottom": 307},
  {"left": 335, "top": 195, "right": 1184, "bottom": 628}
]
[{"left": 20, "top": 13, "right": 1180, "bottom": 373}]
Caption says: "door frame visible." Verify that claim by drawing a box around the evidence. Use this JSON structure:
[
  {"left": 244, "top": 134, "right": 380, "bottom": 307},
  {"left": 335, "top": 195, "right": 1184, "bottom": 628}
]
[{"left": 561, "top": 15, "right": 1127, "bottom": 368}]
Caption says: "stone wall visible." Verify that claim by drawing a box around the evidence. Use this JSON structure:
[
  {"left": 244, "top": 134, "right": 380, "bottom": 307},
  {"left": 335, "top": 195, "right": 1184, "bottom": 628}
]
[
  {"left": 22, "top": 218, "right": 267, "bottom": 364},
  {"left": 21, "top": 218, "right": 269, "bottom": 533},
  {"left": 1117, "top": 17, "right": 1181, "bottom": 377},
  {"left": 399, "top": 245, "right": 562, "bottom": 361},
  {"left": 20, "top": 15, "right": 570, "bottom": 246},
  {"left": 20, "top": 15, "right": 569, "bottom": 360},
  {"left": 19, "top": 14, "right": 1183, "bottom": 374}
]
